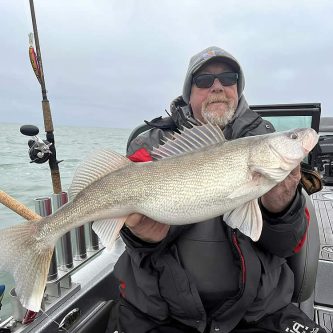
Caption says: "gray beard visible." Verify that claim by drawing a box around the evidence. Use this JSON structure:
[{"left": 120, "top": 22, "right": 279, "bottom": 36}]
[{"left": 201, "top": 104, "right": 236, "bottom": 128}]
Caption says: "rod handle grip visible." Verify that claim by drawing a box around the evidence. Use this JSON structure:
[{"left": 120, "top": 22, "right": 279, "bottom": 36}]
[{"left": 0, "top": 190, "right": 41, "bottom": 221}]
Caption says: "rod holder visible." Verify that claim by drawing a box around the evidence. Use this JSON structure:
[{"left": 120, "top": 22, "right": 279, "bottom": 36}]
[
  {"left": 53, "top": 192, "right": 73, "bottom": 269},
  {"left": 88, "top": 222, "right": 99, "bottom": 251},
  {"left": 75, "top": 226, "right": 87, "bottom": 260},
  {"left": 35, "top": 197, "right": 57, "bottom": 281},
  {"left": 34, "top": 196, "right": 52, "bottom": 217}
]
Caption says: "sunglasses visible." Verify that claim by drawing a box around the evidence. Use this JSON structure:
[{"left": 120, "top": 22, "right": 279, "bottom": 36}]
[{"left": 193, "top": 72, "right": 238, "bottom": 89}]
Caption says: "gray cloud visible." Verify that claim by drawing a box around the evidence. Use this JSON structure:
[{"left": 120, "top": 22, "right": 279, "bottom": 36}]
[{"left": 0, "top": 0, "right": 332, "bottom": 130}]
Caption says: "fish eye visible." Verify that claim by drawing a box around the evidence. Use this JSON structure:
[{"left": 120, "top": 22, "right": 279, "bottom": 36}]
[{"left": 290, "top": 132, "right": 298, "bottom": 140}]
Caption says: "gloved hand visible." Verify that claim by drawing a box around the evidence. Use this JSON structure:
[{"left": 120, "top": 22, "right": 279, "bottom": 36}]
[{"left": 261, "top": 165, "right": 301, "bottom": 213}]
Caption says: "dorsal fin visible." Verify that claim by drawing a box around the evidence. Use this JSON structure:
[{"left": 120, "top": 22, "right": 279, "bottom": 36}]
[
  {"left": 151, "top": 122, "right": 227, "bottom": 160},
  {"left": 68, "top": 149, "right": 131, "bottom": 200}
]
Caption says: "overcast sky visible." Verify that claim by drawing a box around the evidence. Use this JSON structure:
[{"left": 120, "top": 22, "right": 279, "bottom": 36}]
[{"left": 0, "top": 0, "right": 332, "bottom": 129}]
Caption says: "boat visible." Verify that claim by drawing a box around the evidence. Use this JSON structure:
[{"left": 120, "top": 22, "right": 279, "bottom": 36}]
[
  {"left": 0, "top": 2, "right": 332, "bottom": 332},
  {"left": 0, "top": 103, "right": 332, "bottom": 333}
]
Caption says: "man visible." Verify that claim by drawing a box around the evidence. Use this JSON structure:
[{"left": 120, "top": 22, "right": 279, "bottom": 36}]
[{"left": 106, "top": 46, "right": 324, "bottom": 332}]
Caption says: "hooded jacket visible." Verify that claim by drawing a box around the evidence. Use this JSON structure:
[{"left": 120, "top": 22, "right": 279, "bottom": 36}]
[{"left": 112, "top": 97, "right": 309, "bottom": 333}]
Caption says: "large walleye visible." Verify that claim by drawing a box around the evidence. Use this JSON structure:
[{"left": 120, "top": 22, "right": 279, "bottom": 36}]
[{"left": 0, "top": 123, "right": 318, "bottom": 312}]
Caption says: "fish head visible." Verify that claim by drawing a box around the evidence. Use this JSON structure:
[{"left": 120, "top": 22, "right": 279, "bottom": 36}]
[
  {"left": 250, "top": 128, "right": 319, "bottom": 182},
  {"left": 268, "top": 128, "right": 318, "bottom": 168}
]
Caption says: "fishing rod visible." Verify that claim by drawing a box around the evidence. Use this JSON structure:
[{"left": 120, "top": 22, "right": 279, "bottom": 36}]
[{"left": 24, "top": 0, "right": 63, "bottom": 194}]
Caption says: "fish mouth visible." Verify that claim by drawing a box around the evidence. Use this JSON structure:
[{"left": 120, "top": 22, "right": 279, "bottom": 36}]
[
  {"left": 290, "top": 128, "right": 319, "bottom": 154},
  {"left": 302, "top": 131, "right": 319, "bottom": 154},
  {"left": 303, "top": 147, "right": 310, "bottom": 155}
]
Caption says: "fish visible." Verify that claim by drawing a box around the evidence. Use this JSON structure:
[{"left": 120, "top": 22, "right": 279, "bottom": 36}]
[{"left": 0, "top": 123, "right": 318, "bottom": 312}]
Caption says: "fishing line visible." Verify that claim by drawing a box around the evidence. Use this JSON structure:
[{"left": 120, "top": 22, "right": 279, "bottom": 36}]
[{"left": 39, "top": 308, "right": 70, "bottom": 333}]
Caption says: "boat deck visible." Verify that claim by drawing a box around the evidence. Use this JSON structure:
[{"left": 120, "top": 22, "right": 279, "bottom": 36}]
[
  {"left": 312, "top": 186, "right": 333, "bottom": 333},
  {"left": 312, "top": 187, "right": 333, "bottom": 261}
]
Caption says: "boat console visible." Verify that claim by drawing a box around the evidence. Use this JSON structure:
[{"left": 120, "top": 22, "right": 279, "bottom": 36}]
[{"left": 316, "top": 129, "right": 333, "bottom": 186}]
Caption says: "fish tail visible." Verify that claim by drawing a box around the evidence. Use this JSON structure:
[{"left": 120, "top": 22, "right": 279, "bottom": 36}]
[{"left": 0, "top": 220, "right": 54, "bottom": 312}]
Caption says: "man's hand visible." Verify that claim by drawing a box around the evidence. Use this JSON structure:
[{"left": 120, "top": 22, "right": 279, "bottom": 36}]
[
  {"left": 124, "top": 213, "right": 170, "bottom": 243},
  {"left": 260, "top": 165, "right": 301, "bottom": 213}
]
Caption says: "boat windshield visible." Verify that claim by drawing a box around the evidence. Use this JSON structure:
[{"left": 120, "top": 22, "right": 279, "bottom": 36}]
[{"left": 262, "top": 115, "right": 312, "bottom": 132}]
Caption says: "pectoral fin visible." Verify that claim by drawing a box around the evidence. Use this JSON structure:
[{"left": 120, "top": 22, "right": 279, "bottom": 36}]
[
  {"left": 92, "top": 217, "right": 126, "bottom": 250},
  {"left": 227, "top": 173, "right": 262, "bottom": 200},
  {"left": 223, "top": 199, "right": 262, "bottom": 241}
]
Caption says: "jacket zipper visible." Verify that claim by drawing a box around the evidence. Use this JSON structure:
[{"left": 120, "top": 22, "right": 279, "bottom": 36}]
[{"left": 232, "top": 231, "right": 246, "bottom": 286}]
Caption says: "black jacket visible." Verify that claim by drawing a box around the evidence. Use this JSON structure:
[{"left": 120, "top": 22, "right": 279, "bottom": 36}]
[{"left": 113, "top": 97, "right": 308, "bottom": 333}]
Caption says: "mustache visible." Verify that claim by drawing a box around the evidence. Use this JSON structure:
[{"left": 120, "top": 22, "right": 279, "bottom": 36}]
[{"left": 202, "top": 94, "right": 231, "bottom": 108}]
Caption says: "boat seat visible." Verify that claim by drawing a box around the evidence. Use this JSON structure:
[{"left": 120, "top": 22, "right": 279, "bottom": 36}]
[{"left": 287, "top": 189, "right": 320, "bottom": 317}]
